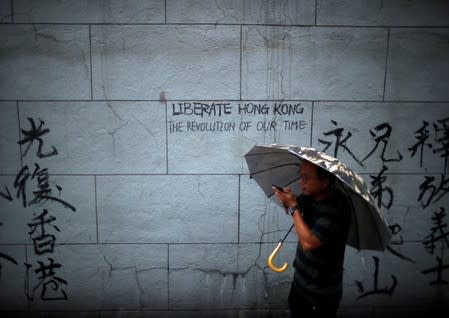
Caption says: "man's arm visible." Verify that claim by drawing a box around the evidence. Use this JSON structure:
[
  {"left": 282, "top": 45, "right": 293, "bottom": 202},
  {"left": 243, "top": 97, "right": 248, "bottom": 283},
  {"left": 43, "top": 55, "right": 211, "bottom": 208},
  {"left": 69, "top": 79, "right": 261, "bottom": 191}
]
[
  {"left": 273, "top": 187, "right": 322, "bottom": 251},
  {"left": 290, "top": 206, "right": 322, "bottom": 251}
]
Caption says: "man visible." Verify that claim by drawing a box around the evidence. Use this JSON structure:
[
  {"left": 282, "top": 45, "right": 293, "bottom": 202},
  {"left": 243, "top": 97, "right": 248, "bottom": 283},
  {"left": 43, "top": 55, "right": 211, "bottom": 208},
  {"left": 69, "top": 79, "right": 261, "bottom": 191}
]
[{"left": 273, "top": 160, "right": 351, "bottom": 318}]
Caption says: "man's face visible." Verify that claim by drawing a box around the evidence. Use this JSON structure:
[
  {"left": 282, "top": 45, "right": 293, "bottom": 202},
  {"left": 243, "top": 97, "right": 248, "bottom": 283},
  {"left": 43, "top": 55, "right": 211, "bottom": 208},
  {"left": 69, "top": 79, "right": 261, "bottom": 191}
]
[{"left": 299, "top": 162, "right": 329, "bottom": 197}]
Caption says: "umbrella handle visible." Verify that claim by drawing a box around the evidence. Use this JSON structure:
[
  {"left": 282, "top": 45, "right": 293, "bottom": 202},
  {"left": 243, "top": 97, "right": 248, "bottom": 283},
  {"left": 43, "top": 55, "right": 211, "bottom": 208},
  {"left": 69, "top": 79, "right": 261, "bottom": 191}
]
[{"left": 267, "top": 241, "right": 288, "bottom": 273}]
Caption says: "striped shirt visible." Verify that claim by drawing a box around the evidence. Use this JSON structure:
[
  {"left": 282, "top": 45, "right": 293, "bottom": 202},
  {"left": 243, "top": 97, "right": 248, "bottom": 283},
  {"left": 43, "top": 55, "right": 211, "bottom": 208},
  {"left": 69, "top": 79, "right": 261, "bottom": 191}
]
[{"left": 292, "top": 190, "right": 351, "bottom": 306}]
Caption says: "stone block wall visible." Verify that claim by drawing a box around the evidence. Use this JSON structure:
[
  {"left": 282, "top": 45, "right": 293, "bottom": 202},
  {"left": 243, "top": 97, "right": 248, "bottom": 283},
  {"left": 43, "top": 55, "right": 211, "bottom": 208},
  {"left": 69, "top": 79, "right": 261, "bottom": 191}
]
[{"left": 0, "top": 1, "right": 448, "bottom": 317}]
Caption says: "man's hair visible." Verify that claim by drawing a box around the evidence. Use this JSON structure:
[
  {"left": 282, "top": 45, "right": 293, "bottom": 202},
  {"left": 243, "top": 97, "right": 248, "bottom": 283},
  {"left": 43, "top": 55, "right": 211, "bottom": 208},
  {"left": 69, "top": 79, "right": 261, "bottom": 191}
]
[{"left": 315, "top": 165, "right": 336, "bottom": 187}]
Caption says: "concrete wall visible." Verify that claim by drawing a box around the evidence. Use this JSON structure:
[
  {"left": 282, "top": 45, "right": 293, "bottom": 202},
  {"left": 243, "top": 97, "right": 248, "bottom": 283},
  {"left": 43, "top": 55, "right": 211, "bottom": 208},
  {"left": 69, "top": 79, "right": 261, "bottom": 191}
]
[{"left": 0, "top": 0, "right": 448, "bottom": 317}]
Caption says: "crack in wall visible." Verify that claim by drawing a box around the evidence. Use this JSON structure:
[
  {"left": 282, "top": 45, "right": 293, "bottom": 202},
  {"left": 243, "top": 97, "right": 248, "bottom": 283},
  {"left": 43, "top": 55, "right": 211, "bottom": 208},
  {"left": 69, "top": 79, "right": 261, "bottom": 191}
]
[
  {"left": 170, "top": 244, "right": 271, "bottom": 300},
  {"left": 33, "top": 25, "right": 59, "bottom": 43},
  {"left": 102, "top": 255, "right": 167, "bottom": 308},
  {"left": 105, "top": 102, "right": 129, "bottom": 154}
]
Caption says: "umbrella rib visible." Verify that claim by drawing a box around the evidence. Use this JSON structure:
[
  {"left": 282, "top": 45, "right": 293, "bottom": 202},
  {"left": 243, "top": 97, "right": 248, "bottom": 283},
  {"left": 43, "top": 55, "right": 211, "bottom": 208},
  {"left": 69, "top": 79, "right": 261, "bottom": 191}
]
[
  {"left": 249, "top": 162, "right": 300, "bottom": 177},
  {"left": 266, "top": 176, "right": 301, "bottom": 198},
  {"left": 244, "top": 150, "right": 296, "bottom": 157}
]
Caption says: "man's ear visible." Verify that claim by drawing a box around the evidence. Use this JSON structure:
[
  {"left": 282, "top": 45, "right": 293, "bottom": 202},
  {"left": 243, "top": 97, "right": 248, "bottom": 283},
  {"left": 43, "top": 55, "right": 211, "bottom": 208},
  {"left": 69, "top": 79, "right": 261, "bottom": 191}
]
[{"left": 323, "top": 178, "right": 331, "bottom": 189}]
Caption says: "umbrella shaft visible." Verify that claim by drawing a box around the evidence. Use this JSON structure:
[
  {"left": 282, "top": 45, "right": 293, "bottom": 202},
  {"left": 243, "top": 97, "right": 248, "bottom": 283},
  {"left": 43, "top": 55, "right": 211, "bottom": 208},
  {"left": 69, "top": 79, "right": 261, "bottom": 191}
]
[{"left": 280, "top": 224, "right": 295, "bottom": 243}]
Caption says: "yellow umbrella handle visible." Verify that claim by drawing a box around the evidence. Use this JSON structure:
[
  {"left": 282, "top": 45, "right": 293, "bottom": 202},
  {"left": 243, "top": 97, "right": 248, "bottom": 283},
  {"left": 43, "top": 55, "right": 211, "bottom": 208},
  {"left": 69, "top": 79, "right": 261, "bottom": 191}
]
[{"left": 268, "top": 241, "right": 288, "bottom": 273}]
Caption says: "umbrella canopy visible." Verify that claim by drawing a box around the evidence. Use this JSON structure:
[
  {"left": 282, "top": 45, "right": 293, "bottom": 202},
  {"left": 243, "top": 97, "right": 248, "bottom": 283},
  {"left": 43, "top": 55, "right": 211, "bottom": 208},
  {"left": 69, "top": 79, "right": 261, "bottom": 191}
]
[{"left": 244, "top": 144, "right": 392, "bottom": 251}]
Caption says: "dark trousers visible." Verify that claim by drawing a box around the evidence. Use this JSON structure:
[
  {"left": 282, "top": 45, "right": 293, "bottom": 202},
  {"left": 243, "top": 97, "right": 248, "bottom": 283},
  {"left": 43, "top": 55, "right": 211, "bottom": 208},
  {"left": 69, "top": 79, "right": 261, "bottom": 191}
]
[{"left": 288, "top": 284, "right": 338, "bottom": 318}]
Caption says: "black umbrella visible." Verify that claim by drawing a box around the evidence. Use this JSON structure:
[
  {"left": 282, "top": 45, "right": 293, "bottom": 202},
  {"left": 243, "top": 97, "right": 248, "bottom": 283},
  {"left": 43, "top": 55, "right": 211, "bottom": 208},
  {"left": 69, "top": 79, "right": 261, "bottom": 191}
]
[{"left": 245, "top": 144, "right": 392, "bottom": 272}]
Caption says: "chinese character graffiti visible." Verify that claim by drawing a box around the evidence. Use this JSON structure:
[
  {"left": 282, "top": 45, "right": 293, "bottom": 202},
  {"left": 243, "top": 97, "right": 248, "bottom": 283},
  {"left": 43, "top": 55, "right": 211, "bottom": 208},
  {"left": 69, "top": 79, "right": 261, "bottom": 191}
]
[
  {"left": 370, "top": 165, "right": 394, "bottom": 210},
  {"left": 355, "top": 256, "right": 397, "bottom": 299},
  {"left": 18, "top": 118, "right": 58, "bottom": 159},
  {"left": 1, "top": 116, "right": 75, "bottom": 302},
  {"left": 422, "top": 207, "right": 449, "bottom": 254},
  {"left": 409, "top": 117, "right": 449, "bottom": 172},
  {"left": 432, "top": 117, "right": 449, "bottom": 173},
  {"left": 28, "top": 209, "right": 60, "bottom": 255},
  {"left": 318, "top": 120, "right": 364, "bottom": 166},
  {"left": 409, "top": 120, "right": 432, "bottom": 169},
  {"left": 421, "top": 256, "right": 449, "bottom": 286},
  {"left": 362, "top": 122, "right": 403, "bottom": 164},
  {"left": 417, "top": 175, "right": 449, "bottom": 209},
  {"left": 25, "top": 258, "right": 67, "bottom": 301},
  {"left": 0, "top": 222, "right": 18, "bottom": 280}
]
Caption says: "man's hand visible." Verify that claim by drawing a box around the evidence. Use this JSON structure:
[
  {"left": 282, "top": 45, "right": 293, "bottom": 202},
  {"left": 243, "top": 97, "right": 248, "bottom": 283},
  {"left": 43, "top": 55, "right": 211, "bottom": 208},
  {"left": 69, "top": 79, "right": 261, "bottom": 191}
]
[{"left": 272, "top": 186, "right": 297, "bottom": 209}]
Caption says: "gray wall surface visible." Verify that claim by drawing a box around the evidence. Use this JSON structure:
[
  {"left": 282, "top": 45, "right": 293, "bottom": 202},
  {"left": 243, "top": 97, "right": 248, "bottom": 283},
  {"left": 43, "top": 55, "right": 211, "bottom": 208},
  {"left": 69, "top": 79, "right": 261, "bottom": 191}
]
[{"left": 0, "top": 0, "right": 448, "bottom": 317}]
